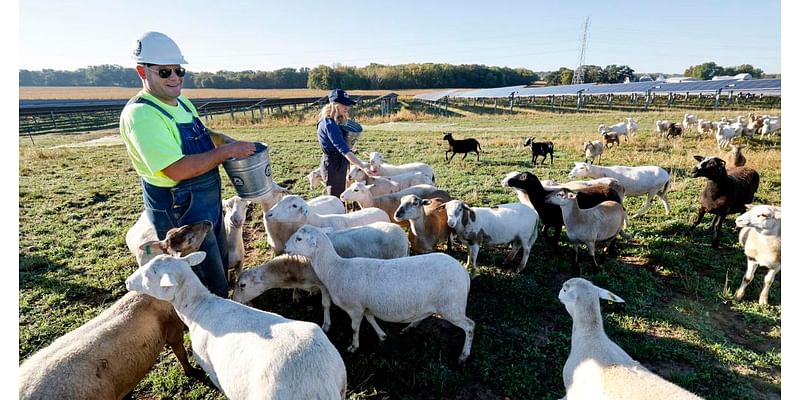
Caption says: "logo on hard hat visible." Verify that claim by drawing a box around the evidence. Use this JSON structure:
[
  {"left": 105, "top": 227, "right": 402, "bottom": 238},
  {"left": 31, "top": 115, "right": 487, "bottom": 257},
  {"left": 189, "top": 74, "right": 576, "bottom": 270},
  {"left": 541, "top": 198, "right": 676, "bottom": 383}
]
[{"left": 134, "top": 40, "right": 142, "bottom": 56}]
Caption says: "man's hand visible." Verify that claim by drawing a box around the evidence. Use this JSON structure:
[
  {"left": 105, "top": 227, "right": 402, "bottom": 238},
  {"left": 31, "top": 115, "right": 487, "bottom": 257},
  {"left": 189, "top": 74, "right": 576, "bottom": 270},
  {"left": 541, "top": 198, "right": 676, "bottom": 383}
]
[{"left": 223, "top": 141, "right": 257, "bottom": 159}]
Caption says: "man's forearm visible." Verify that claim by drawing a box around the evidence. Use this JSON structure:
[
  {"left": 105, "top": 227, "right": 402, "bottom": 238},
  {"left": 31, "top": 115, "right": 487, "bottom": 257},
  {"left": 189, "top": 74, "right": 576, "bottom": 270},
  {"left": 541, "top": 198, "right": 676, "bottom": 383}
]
[{"left": 162, "top": 147, "right": 230, "bottom": 182}]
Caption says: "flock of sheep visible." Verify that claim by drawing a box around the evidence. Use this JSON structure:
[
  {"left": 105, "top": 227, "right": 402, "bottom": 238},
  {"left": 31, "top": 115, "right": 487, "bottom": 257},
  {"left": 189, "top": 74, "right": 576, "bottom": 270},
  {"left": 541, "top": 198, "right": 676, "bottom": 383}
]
[{"left": 19, "top": 114, "right": 780, "bottom": 399}]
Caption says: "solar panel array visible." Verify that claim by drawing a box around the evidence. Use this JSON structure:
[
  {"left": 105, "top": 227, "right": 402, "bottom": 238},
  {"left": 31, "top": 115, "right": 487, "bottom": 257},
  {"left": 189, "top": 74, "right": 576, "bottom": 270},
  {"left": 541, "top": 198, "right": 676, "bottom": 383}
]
[{"left": 413, "top": 79, "right": 781, "bottom": 100}]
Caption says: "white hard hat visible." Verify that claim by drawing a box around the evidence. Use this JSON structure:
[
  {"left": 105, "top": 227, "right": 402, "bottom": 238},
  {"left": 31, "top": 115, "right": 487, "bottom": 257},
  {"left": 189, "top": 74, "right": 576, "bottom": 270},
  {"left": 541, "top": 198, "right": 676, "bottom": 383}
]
[{"left": 132, "top": 32, "right": 188, "bottom": 65}]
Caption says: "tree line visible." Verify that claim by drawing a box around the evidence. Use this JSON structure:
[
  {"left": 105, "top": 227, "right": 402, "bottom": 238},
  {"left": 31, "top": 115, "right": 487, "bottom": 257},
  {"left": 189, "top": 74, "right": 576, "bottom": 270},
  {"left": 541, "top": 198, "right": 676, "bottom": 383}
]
[{"left": 19, "top": 62, "right": 773, "bottom": 89}]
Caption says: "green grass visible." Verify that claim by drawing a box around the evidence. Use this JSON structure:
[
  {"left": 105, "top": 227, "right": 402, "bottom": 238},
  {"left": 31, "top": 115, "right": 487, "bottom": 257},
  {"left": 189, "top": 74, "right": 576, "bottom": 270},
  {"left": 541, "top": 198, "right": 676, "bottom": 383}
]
[{"left": 19, "top": 106, "right": 780, "bottom": 399}]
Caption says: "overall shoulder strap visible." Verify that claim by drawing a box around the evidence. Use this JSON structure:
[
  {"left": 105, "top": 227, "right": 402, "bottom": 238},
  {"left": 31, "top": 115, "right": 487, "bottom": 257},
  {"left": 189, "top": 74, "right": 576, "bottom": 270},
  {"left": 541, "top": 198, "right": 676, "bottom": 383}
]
[{"left": 132, "top": 97, "right": 175, "bottom": 120}]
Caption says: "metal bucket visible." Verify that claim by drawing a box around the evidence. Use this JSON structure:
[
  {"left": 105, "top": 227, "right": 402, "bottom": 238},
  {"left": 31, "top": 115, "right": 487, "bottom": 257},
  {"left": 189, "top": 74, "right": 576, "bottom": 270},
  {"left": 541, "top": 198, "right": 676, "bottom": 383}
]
[{"left": 222, "top": 142, "right": 274, "bottom": 199}]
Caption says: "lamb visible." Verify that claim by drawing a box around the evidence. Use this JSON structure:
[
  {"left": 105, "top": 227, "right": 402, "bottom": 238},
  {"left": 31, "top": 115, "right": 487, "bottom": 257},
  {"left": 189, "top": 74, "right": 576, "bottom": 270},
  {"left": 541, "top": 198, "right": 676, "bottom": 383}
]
[
  {"left": 715, "top": 123, "right": 738, "bottom": 149},
  {"left": 568, "top": 162, "right": 671, "bottom": 217},
  {"left": 339, "top": 182, "right": 451, "bottom": 225},
  {"left": 541, "top": 177, "right": 627, "bottom": 204},
  {"left": 223, "top": 196, "right": 249, "bottom": 282},
  {"left": 444, "top": 199, "right": 539, "bottom": 273},
  {"left": 501, "top": 171, "right": 622, "bottom": 252},
  {"left": 393, "top": 195, "right": 454, "bottom": 254},
  {"left": 368, "top": 151, "right": 436, "bottom": 183},
  {"left": 682, "top": 113, "right": 698, "bottom": 130},
  {"left": 625, "top": 117, "right": 638, "bottom": 137},
  {"left": 666, "top": 122, "right": 683, "bottom": 139},
  {"left": 559, "top": 278, "right": 702, "bottom": 400},
  {"left": 655, "top": 119, "right": 671, "bottom": 136},
  {"left": 545, "top": 189, "right": 628, "bottom": 269},
  {"left": 359, "top": 174, "right": 436, "bottom": 197},
  {"left": 696, "top": 119, "right": 714, "bottom": 135},
  {"left": 265, "top": 194, "right": 390, "bottom": 232},
  {"left": 759, "top": 118, "right": 781, "bottom": 140},
  {"left": 234, "top": 221, "right": 409, "bottom": 331},
  {"left": 723, "top": 144, "right": 746, "bottom": 167},
  {"left": 125, "top": 215, "right": 212, "bottom": 266},
  {"left": 601, "top": 131, "right": 620, "bottom": 148},
  {"left": 443, "top": 132, "right": 482, "bottom": 162},
  {"left": 20, "top": 222, "right": 212, "bottom": 400},
  {"left": 285, "top": 224, "right": 475, "bottom": 363},
  {"left": 125, "top": 252, "right": 348, "bottom": 400},
  {"left": 523, "top": 137, "right": 555, "bottom": 166},
  {"left": 690, "top": 155, "right": 760, "bottom": 248},
  {"left": 307, "top": 167, "right": 324, "bottom": 191},
  {"left": 734, "top": 205, "right": 781, "bottom": 305},
  {"left": 583, "top": 140, "right": 604, "bottom": 164},
  {"left": 347, "top": 166, "right": 434, "bottom": 189}
]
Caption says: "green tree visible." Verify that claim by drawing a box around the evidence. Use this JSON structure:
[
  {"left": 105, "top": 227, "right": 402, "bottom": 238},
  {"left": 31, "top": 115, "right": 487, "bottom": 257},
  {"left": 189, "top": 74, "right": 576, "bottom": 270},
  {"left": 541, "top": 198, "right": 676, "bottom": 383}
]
[
  {"left": 559, "top": 67, "right": 574, "bottom": 85},
  {"left": 684, "top": 62, "right": 725, "bottom": 80}
]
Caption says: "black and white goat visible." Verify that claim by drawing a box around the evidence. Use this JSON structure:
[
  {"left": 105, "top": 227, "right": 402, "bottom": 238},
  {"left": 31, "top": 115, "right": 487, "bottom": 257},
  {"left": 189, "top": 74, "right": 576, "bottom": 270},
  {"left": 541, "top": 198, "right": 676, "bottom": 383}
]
[{"left": 523, "top": 137, "right": 554, "bottom": 166}]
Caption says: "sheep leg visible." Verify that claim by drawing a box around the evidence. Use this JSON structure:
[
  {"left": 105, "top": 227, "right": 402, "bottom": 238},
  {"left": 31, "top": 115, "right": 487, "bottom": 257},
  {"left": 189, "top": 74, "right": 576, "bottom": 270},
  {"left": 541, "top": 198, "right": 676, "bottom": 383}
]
[
  {"left": 442, "top": 315, "right": 475, "bottom": 363},
  {"left": 365, "top": 314, "right": 387, "bottom": 342},
  {"left": 319, "top": 285, "right": 332, "bottom": 332},
  {"left": 462, "top": 152, "right": 468, "bottom": 160},
  {"left": 504, "top": 241, "right": 521, "bottom": 264},
  {"left": 572, "top": 242, "right": 581, "bottom": 272},
  {"left": 632, "top": 194, "right": 655, "bottom": 217},
  {"left": 476, "top": 150, "right": 480, "bottom": 162},
  {"left": 516, "top": 242, "right": 532, "bottom": 274},
  {"left": 691, "top": 208, "right": 707, "bottom": 231},
  {"left": 346, "top": 309, "right": 365, "bottom": 353},
  {"left": 468, "top": 243, "right": 480, "bottom": 275},
  {"left": 445, "top": 150, "right": 451, "bottom": 161},
  {"left": 735, "top": 258, "right": 758, "bottom": 300},
  {"left": 587, "top": 242, "right": 599, "bottom": 268},
  {"left": 711, "top": 214, "right": 725, "bottom": 248},
  {"left": 658, "top": 192, "right": 672, "bottom": 215},
  {"left": 165, "top": 318, "right": 203, "bottom": 377},
  {"left": 759, "top": 267, "right": 780, "bottom": 305}
]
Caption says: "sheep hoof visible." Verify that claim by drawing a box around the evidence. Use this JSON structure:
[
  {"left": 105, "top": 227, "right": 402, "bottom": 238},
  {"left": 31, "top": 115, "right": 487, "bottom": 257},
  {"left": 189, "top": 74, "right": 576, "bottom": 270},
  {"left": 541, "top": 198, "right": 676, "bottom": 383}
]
[
  {"left": 187, "top": 367, "right": 205, "bottom": 378},
  {"left": 347, "top": 344, "right": 359, "bottom": 353},
  {"left": 458, "top": 354, "right": 469, "bottom": 363}
]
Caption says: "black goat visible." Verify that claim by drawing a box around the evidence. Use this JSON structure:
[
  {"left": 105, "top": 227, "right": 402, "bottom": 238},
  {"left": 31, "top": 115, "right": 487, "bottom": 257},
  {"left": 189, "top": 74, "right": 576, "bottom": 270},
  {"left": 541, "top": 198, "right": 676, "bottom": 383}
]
[
  {"left": 666, "top": 123, "right": 683, "bottom": 139},
  {"left": 502, "top": 171, "right": 622, "bottom": 262},
  {"left": 690, "top": 155, "right": 760, "bottom": 248},
  {"left": 522, "top": 137, "right": 555, "bottom": 166},
  {"left": 443, "top": 132, "right": 481, "bottom": 162}
]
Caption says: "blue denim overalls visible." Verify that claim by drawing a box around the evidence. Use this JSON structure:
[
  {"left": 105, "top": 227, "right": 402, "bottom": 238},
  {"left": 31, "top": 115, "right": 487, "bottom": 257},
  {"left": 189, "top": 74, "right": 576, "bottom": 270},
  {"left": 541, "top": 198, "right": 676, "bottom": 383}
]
[{"left": 135, "top": 97, "right": 229, "bottom": 297}]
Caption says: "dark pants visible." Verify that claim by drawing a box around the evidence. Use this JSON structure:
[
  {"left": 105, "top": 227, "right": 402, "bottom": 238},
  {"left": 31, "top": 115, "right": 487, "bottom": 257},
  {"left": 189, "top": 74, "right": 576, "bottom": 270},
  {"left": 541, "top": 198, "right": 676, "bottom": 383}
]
[
  {"left": 141, "top": 171, "right": 229, "bottom": 298},
  {"left": 321, "top": 150, "right": 349, "bottom": 198}
]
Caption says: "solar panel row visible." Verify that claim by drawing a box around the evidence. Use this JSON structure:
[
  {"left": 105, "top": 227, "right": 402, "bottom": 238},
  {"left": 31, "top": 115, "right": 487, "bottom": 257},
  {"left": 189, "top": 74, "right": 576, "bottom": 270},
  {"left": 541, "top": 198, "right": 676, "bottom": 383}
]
[{"left": 413, "top": 79, "right": 781, "bottom": 100}]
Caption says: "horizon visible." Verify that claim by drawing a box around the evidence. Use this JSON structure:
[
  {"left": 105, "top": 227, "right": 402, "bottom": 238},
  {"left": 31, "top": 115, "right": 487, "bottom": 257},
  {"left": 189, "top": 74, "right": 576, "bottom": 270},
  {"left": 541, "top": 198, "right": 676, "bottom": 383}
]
[{"left": 20, "top": 0, "right": 781, "bottom": 76}]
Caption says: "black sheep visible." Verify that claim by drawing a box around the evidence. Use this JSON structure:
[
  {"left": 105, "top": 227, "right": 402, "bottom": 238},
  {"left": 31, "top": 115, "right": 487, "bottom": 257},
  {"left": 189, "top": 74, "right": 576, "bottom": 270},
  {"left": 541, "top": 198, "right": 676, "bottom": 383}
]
[
  {"left": 443, "top": 132, "right": 481, "bottom": 162},
  {"left": 502, "top": 171, "right": 623, "bottom": 256},
  {"left": 690, "top": 155, "right": 760, "bottom": 248},
  {"left": 523, "top": 137, "right": 555, "bottom": 166},
  {"left": 666, "top": 123, "right": 683, "bottom": 139}
]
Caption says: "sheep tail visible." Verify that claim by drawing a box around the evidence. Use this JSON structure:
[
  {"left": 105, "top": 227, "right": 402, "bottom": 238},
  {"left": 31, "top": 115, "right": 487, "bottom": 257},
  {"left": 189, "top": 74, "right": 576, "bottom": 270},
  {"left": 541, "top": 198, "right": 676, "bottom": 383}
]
[{"left": 658, "top": 177, "right": 670, "bottom": 196}]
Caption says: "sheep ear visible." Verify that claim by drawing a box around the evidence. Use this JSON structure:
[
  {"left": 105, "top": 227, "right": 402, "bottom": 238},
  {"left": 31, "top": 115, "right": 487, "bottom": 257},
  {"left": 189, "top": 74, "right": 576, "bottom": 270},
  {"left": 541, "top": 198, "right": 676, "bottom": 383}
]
[
  {"left": 595, "top": 285, "right": 625, "bottom": 303},
  {"left": 183, "top": 251, "right": 206, "bottom": 266},
  {"left": 421, "top": 199, "right": 432, "bottom": 206},
  {"left": 773, "top": 209, "right": 781, "bottom": 219},
  {"left": 566, "top": 191, "right": 577, "bottom": 200},
  {"left": 745, "top": 204, "right": 754, "bottom": 211},
  {"left": 719, "top": 159, "right": 726, "bottom": 168},
  {"left": 693, "top": 155, "right": 705, "bottom": 162},
  {"left": 159, "top": 273, "right": 177, "bottom": 288},
  {"left": 140, "top": 240, "right": 166, "bottom": 257},
  {"left": 302, "top": 204, "right": 309, "bottom": 216},
  {"left": 468, "top": 207, "right": 476, "bottom": 223}
]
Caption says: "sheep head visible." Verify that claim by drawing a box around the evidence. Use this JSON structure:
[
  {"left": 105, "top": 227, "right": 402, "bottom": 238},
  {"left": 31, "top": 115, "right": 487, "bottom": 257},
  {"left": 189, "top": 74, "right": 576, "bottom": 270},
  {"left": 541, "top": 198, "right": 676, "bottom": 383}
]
[
  {"left": 285, "top": 224, "right": 322, "bottom": 259},
  {"left": 691, "top": 156, "right": 726, "bottom": 179},
  {"left": 558, "top": 277, "right": 624, "bottom": 321},
  {"left": 735, "top": 205, "right": 781, "bottom": 232},
  {"left": 125, "top": 252, "right": 207, "bottom": 302}
]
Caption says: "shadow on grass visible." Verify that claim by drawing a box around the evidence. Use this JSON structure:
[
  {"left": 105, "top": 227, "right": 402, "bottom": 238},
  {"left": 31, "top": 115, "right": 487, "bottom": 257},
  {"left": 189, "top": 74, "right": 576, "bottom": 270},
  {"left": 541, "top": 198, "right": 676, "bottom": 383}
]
[{"left": 19, "top": 254, "right": 117, "bottom": 308}]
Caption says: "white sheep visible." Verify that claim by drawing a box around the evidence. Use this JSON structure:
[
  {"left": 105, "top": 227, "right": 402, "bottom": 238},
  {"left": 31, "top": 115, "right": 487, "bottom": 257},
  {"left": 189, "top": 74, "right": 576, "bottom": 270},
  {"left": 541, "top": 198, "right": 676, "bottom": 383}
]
[
  {"left": 759, "top": 118, "right": 780, "bottom": 140},
  {"left": 266, "top": 194, "right": 390, "bottom": 231},
  {"left": 568, "top": 162, "right": 670, "bottom": 217},
  {"left": 541, "top": 177, "right": 626, "bottom": 204},
  {"left": 307, "top": 167, "right": 324, "bottom": 191},
  {"left": 715, "top": 123, "right": 738, "bottom": 149},
  {"left": 223, "top": 196, "right": 249, "bottom": 281},
  {"left": 125, "top": 215, "right": 212, "bottom": 266},
  {"left": 253, "top": 191, "right": 347, "bottom": 254},
  {"left": 734, "top": 204, "right": 781, "bottom": 305},
  {"left": 625, "top": 117, "right": 638, "bottom": 137},
  {"left": 368, "top": 151, "right": 436, "bottom": 182},
  {"left": 545, "top": 188, "right": 627, "bottom": 269},
  {"left": 559, "top": 277, "right": 701, "bottom": 399},
  {"left": 655, "top": 119, "right": 671, "bottom": 136},
  {"left": 583, "top": 140, "right": 604, "bottom": 164},
  {"left": 233, "top": 221, "right": 409, "bottom": 331},
  {"left": 125, "top": 252, "right": 348, "bottom": 400},
  {"left": 682, "top": 113, "right": 698, "bottom": 130},
  {"left": 444, "top": 199, "right": 539, "bottom": 274},
  {"left": 285, "top": 224, "right": 475, "bottom": 363},
  {"left": 696, "top": 119, "right": 714, "bottom": 135},
  {"left": 340, "top": 182, "right": 450, "bottom": 225}
]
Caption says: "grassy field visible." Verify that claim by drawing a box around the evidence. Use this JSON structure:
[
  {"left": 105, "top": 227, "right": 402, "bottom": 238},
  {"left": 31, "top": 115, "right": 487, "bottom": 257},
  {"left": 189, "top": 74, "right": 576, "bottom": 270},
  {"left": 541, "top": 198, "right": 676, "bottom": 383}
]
[{"left": 19, "top": 104, "right": 780, "bottom": 399}]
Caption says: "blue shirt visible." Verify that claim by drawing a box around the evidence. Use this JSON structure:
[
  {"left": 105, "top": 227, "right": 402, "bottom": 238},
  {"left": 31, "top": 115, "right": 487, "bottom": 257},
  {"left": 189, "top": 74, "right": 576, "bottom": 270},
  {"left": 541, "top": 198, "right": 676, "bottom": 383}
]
[{"left": 317, "top": 118, "right": 351, "bottom": 154}]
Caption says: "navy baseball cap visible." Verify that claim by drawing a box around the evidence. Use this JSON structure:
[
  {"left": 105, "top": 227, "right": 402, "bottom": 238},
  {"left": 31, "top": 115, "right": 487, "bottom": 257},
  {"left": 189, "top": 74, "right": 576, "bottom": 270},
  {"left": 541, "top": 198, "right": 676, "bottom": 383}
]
[{"left": 329, "top": 89, "right": 356, "bottom": 106}]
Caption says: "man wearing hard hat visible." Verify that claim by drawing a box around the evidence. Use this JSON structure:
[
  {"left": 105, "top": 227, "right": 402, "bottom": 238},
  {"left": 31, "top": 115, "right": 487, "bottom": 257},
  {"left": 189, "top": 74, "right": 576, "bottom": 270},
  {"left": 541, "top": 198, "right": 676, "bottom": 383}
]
[{"left": 119, "top": 32, "right": 256, "bottom": 298}]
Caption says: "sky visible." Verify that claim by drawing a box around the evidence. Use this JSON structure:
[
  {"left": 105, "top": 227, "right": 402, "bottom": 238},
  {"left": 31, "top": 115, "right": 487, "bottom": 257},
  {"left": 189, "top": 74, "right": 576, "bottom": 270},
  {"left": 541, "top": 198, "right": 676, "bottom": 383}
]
[{"left": 19, "top": 0, "right": 782, "bottom": 75}]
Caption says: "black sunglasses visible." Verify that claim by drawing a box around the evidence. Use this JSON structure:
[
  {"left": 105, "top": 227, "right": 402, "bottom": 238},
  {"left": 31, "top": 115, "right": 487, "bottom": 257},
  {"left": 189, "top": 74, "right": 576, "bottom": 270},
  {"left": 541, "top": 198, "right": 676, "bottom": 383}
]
[{"left": 145, "top": 65, "right": 186, "bottom": 79}]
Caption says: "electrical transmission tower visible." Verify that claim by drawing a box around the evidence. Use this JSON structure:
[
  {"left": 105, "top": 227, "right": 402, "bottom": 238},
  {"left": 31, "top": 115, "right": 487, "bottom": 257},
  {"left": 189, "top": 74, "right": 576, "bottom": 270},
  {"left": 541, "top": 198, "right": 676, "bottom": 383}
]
[{"left": 571, "top": 17, "right": 590, "bottom": 85}]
